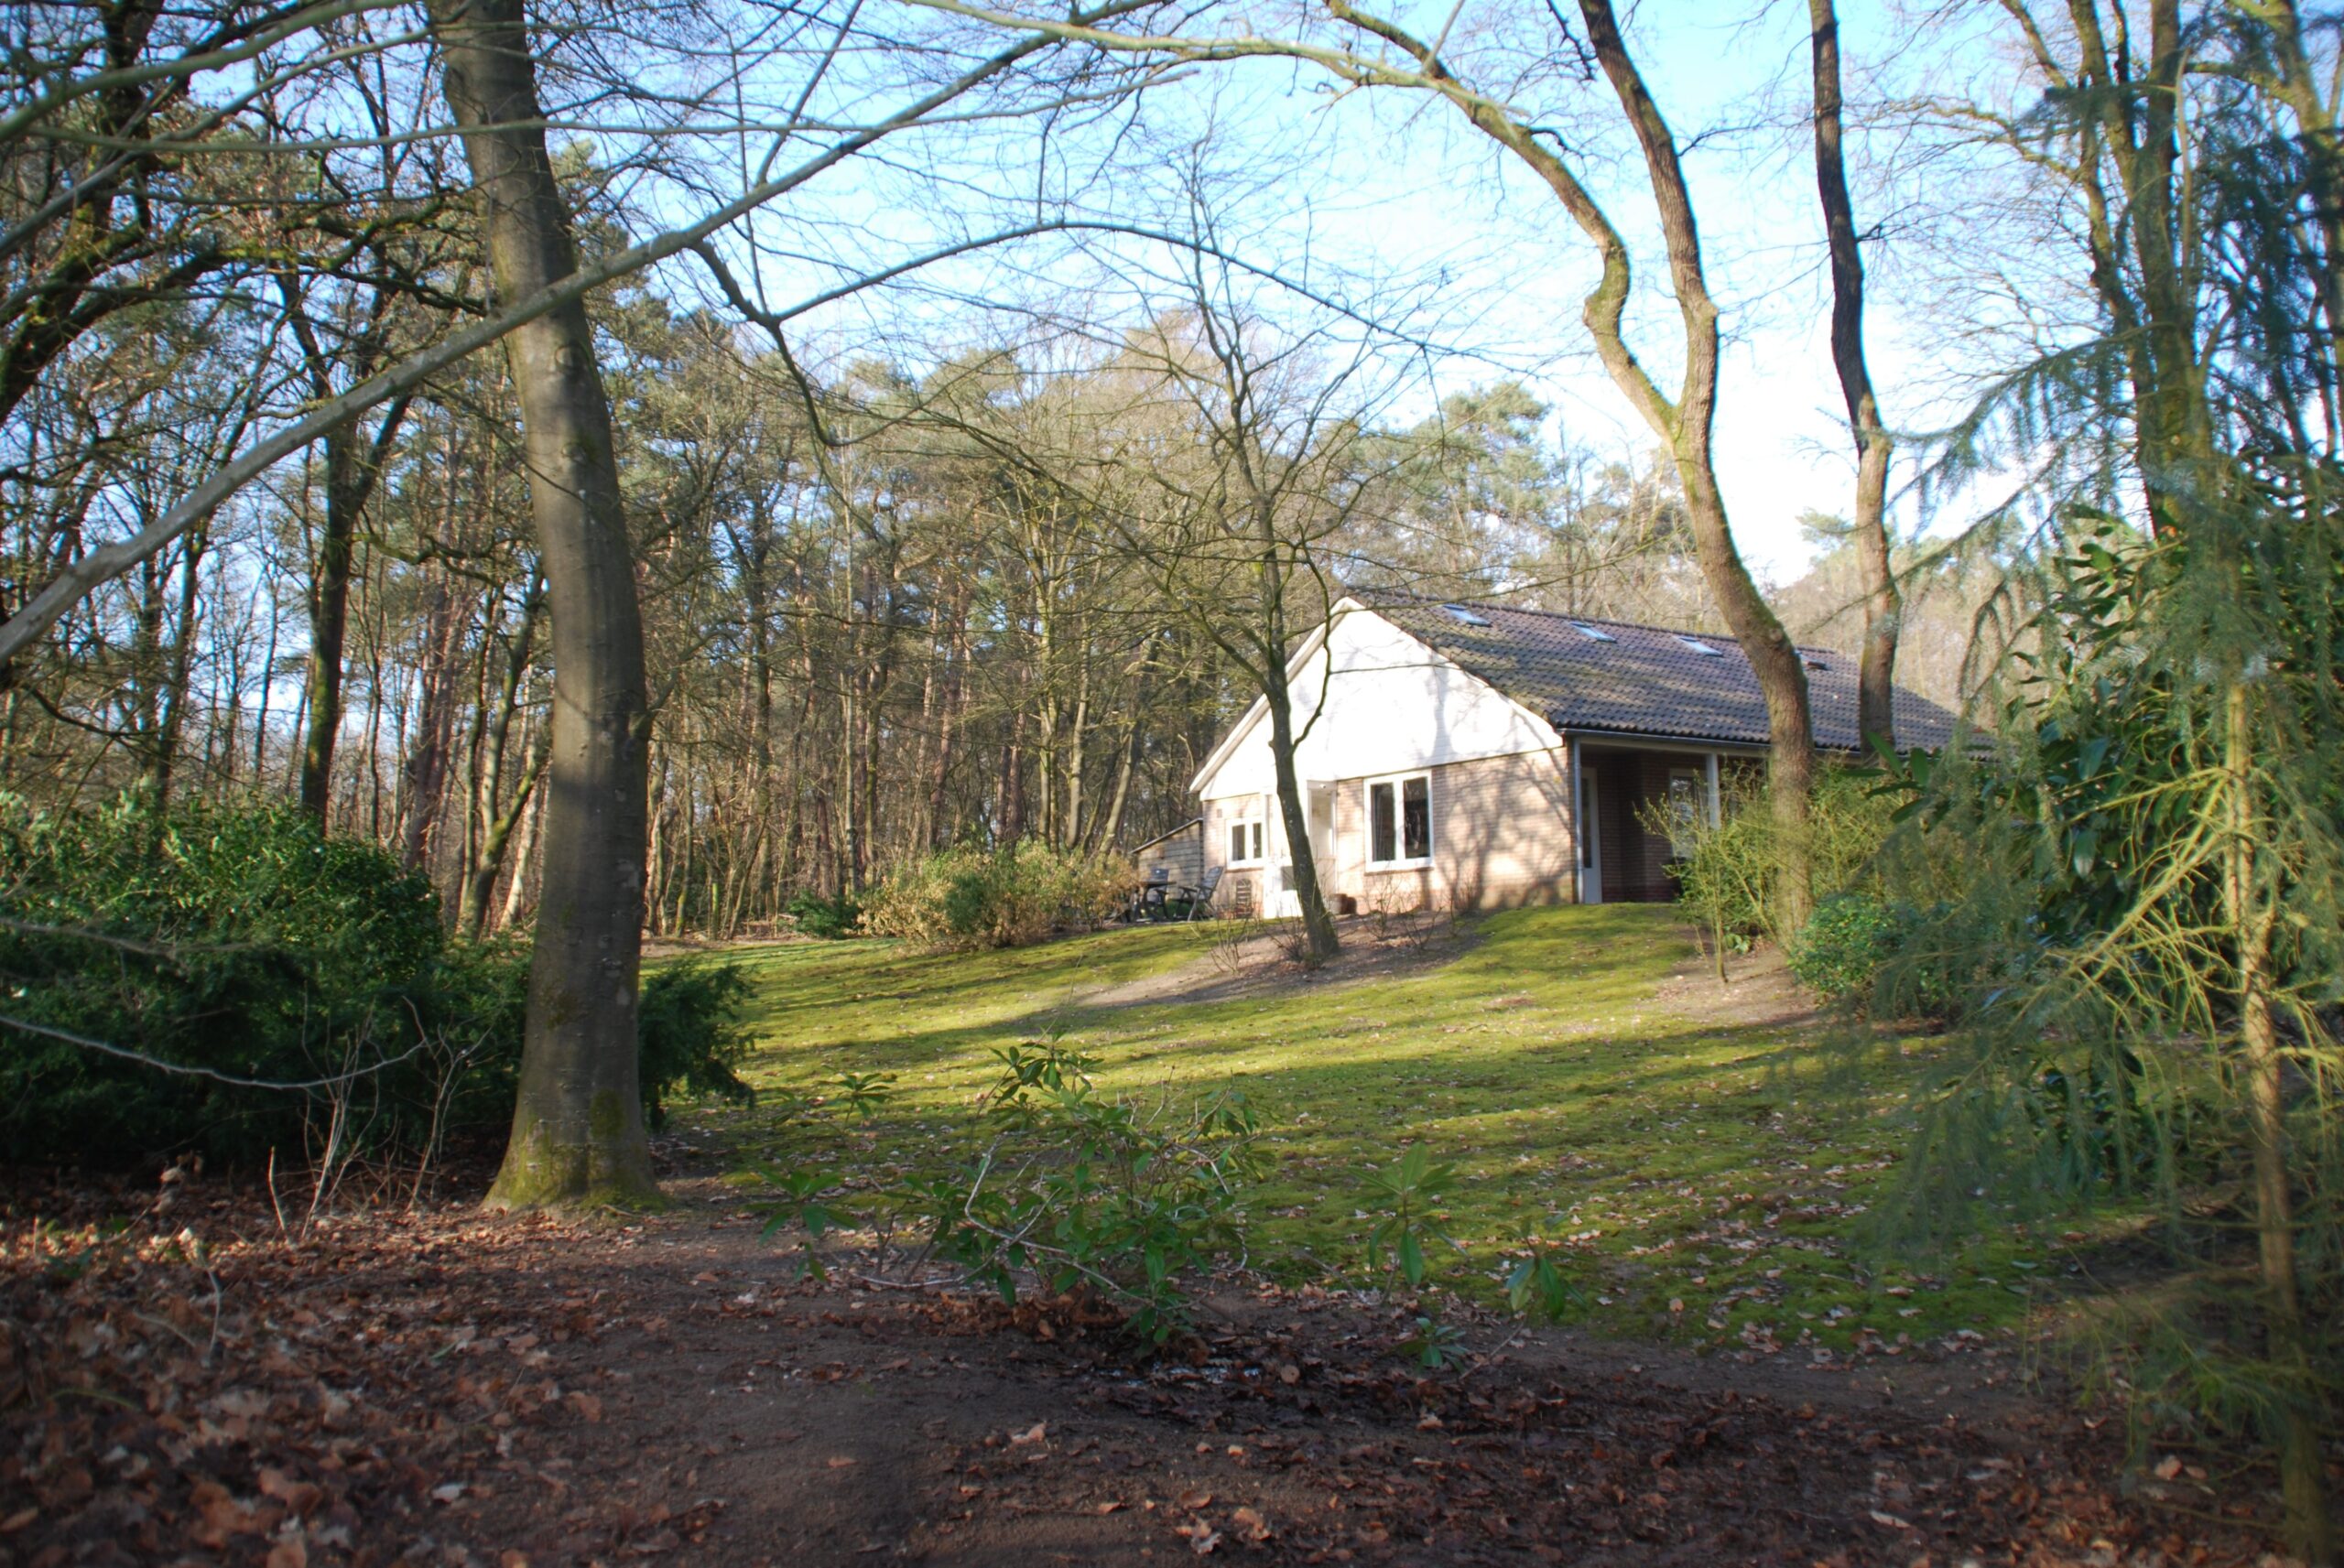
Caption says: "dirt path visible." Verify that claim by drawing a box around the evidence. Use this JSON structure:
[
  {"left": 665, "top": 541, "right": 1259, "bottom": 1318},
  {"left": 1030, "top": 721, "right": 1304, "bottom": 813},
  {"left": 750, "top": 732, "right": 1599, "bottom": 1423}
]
[
  {"left": 3, "top": 1161, "right": 2286, "bottom": 1568},
  {"left": 1077, "top": 917, "right": 1481, "bottom": 1011},
  {"left": 1646, "top": 943, "right": 1821, "bottom": 1033}
]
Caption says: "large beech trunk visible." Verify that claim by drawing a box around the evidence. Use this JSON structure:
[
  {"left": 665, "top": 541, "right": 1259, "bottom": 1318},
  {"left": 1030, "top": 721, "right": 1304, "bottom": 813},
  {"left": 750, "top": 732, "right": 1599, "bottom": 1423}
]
[{"left": 431, "top": 0, "right": 658, "bottom": 1210}]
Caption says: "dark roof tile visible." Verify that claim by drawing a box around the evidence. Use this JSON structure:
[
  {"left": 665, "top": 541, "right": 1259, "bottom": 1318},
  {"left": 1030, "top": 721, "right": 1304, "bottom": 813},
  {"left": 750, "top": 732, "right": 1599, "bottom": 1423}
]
[{"left": 1363, "top": 591, "right": 1966, "bottom": 752}]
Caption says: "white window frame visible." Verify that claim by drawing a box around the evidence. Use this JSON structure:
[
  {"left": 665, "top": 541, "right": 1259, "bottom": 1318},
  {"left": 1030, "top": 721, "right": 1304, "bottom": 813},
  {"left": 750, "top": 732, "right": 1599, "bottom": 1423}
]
[
  {"left": 1663, "top": 766, "right": 1704, "bottom": 855},
  {"left": 1363, "top": 770, "right": 1434, "bottom": 870},
  {"left": 1226, "top": 800, "right": 1267, "bottom": 867}
]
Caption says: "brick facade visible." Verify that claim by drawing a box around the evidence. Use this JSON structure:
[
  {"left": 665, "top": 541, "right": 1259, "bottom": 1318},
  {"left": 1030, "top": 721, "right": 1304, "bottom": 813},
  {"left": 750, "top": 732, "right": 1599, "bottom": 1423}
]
[{"left": 1206, "top": 749, "right": 1581, "bottom": 914}]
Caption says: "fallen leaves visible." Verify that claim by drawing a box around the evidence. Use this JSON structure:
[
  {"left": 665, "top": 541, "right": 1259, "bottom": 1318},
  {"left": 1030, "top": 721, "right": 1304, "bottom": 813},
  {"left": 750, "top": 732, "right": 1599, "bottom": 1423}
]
[
  {"left": 0, "top": 1170, "right": 2287, "bottom": 1568},
  {"left": 1173, "top": 1515, "right": 1221, "bottom": 1554}
]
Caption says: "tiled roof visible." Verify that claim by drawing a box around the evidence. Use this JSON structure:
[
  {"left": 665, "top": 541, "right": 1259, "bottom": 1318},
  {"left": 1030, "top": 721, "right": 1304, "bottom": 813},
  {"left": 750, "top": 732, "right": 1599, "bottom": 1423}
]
[{"left": 1363, "top": 592, "right": 1967, "bottom": 752}]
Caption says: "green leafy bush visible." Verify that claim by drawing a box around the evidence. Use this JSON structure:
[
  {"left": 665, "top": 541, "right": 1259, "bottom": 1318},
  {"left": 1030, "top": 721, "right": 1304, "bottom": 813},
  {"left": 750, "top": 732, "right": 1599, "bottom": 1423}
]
[
  {"left": 1664, "top": 767, "right": 1904, "bottom": 947},
  {"left": 861, "top": 842, "right": 1136, "bottom": 949},
  {"left": 929, "top": 1040, "right": 1264, "bottom": 1342},
  {"left": 1362, "top": 1144, "right": 1456, "bottom": 1293},
  {"left": 0, "top": 796, "right": 450, "bottom": 1166},
  {"left": 784, "top": 888, "right": 861, "bottom": 939},
  {"left": 756, "top": 1038, "right": 1267, "bottom": 1344},
  {"left": 636, "top": 958, "right": 755, "bottom": 1130},
  {"left": 1787, "top": 892, "right": 1904, "bottom": 1004},
  {"left": 1856, "top": 528, "right": 2344, "bottom": 1550},
  {"left": 0, "top": 797, "right": 758, "bottom": 1167}
]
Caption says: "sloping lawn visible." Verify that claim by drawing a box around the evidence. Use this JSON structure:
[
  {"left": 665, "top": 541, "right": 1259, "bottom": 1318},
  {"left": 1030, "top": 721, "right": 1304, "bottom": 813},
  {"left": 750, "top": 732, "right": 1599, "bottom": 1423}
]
[{"left": 690, "top": 906, "right": 2055, "bottom": 1356}]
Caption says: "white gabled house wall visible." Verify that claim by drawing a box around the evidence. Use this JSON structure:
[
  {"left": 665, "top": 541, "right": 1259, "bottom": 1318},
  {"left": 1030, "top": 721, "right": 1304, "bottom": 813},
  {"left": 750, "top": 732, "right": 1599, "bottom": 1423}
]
[
  {"left": 1190, "top": 601, "right": 1579, "bottom": 915},
  {"left": 1189, "top": 604, "right": 1562, "bottom": 798}
]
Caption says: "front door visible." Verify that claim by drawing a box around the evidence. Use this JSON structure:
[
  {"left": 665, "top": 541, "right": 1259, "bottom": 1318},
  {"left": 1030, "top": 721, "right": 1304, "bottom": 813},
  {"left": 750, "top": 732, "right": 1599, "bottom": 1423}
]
[{"left": 1579, "top": 766, "right": 1604, "bottom": 904}]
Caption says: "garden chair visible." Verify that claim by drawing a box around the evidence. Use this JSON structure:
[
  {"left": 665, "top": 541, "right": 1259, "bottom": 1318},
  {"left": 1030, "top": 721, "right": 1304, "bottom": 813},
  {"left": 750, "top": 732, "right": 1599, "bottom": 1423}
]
[{"left": 1182, "top": 865, "right": 1224, "bottom": 922}]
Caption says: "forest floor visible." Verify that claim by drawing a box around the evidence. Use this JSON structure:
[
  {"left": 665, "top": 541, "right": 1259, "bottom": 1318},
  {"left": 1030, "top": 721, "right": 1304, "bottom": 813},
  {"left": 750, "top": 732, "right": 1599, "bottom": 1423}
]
[
  {"left": 0, "top": 910, "right": 2315, "bottom": 1565},
  {"left": 0, "top": 1161, "right": 2295, "bottom": 1568}
]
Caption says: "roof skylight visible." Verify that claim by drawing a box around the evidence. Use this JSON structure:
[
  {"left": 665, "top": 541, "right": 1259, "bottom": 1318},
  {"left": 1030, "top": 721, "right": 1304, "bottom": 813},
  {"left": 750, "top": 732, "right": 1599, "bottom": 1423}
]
[
  {"left": 1441, "top": 604, "right": 1492, "bottom": 627},
  {"left": 1568, "top": 622, "right": 1615, "bottom": 643},
  {"left": 1676, "top": 635, "right": 1724, "bottom": 656}
]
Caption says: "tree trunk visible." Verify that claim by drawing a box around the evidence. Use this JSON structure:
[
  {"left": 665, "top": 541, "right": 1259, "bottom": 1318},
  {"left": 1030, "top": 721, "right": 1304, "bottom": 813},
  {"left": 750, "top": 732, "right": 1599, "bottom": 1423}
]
[
  {"left": 432, "top": 0, "right": 657, "bottom": 1211},
  {"left": 149, "top": 524, "right": 208, "bottom": 809},
  {"left": 1264, "top": 663, "right": 1339, "bottom": 964},
  {"left": 498, "top": 776, "right": 544, "bottom": 932},
  {"left": 252, "top": 577, "right": 279, "bottom": 781},
  {"left": 2224, "top": 683, "right": 2333, "bottom": 1564},
  {"left": 1253, "top": 535, "right": 1339, "bottom": 962},
  {"left": 458, "top": 579, "right": 547, "bottom": 937},
  {"left": 1807, "top": 0, "right": 1900, "bottom": 752},
  {"left": 1573, "top": 0, "right": 1818, "bottom": 933},
  {"left": 400, "top": 544, "right": 471, "bottom": 875},
  {"left": 295, "top": 392, "right": 409, "bottom": 819},
  {"left": 928, "top": 592, "right": 968, "bottom": 848},
  {"left": 1324, "top": 0, "right": 1818, "bottom": 932},
  {"left": 2263, "top": 2, "right": 2344, "bottom": 412}
]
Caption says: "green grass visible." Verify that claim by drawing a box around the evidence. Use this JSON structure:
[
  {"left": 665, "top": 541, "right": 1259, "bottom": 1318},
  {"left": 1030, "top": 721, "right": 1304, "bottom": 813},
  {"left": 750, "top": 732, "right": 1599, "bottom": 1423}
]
[{"left": 687, "top": 907, "right": 2065, "bottom": 1355}]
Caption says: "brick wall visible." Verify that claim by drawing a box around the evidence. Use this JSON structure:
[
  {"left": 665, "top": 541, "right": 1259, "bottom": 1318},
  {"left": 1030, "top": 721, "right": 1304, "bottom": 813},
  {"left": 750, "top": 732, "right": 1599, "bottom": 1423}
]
[
  {"left": 1340, "top": 749, "right": 1576, "bottom": 913},
  {"left": 1208, "top": 749, "right": 1582, "bottom": 916},
  {"left": 1428, "top": 749, "right": 1577, "bottom": 909}
]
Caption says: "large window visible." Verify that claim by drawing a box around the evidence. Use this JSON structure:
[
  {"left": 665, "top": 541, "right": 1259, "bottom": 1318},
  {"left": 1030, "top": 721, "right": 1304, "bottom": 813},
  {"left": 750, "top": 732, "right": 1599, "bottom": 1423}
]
[
  {"left": 1228, "top": 806, "right": 1265, "bottom": 866},
  {"left": 1367, "top": 773, "right": 1432, "bottom": 866}
]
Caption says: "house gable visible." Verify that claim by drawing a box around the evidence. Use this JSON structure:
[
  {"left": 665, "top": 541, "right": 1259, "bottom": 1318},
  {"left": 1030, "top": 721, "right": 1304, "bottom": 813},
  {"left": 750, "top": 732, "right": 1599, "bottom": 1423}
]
[{"left": 1191, "top": 603, "right": 1562, "bottom": 802}]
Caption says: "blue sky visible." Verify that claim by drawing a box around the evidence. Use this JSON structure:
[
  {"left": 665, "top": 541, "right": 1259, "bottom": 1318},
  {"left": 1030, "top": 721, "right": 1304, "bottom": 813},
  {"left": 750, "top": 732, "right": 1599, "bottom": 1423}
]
[
  {"left": 641, "top": 2, "right": 2020, "bottom": 579},
  {"left": 191, "top": 1, "right": 2019, "bottom": 585}
]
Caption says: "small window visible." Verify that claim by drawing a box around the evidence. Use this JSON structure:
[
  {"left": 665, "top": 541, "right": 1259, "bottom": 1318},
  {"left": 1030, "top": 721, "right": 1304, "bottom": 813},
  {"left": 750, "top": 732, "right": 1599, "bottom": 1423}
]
[
  {"left": 1568, "top": 622, "right": 1615, "bottom": 643},
  {"left": 1228, "top": 812, "right": 1265, "bottom": 866},
  {"left": 1665, "top": 768, "right": 1704, "bottom": 853},
  {"left": 1675, "top": 635, "right": 1724, "bottom": 657},
  {"left": 1366, "top": 773, "right": 1432, "bottom": 866},
  {"left": 1440, "top": 603, "right": 1492, "bottom": 626}
]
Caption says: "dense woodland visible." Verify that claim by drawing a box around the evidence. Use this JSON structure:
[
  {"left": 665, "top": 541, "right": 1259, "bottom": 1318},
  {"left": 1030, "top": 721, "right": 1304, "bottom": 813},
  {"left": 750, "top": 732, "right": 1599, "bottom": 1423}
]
[{"left": 0, "top": 254, "right": 2002, "bottom": 937}]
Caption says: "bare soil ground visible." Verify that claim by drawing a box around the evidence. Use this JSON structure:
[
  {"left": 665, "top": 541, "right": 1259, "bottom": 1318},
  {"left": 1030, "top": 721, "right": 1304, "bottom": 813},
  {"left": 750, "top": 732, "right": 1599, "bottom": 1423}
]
[
  {"left": 2, "top": 1153, "right": 2291, "bottom": 1568},
  {"left": 1079, "top": 917, "right": 1481, "bottom": 1011},
  {"left": 1645, "top": 943, "right": 1820, "bottom": 1033}
]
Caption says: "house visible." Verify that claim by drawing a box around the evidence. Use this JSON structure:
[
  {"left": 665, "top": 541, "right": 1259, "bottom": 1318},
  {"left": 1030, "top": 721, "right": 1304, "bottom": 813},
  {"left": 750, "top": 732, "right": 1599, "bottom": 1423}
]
[{"left": 1189, "top": 592, "right": 1963, "bottom": 914}]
